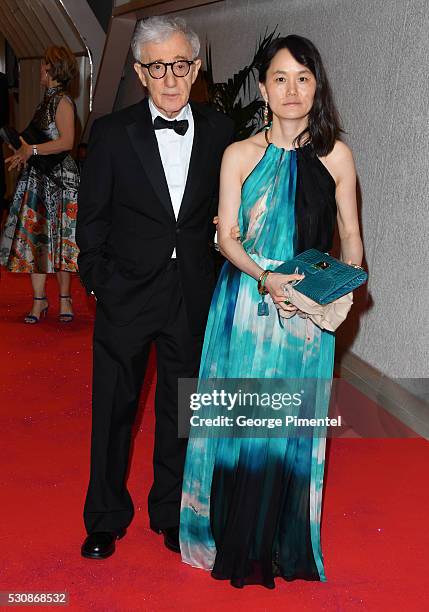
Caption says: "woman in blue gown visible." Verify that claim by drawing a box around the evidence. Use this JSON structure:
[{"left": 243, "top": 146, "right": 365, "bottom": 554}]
[{"left": 180, "top": 35, "right": 364, "bottom": 588}]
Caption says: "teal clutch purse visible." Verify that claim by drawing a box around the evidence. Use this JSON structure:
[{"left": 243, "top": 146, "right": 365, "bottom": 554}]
[{"left": 274, "top": 249, "right": 368, "bottom": 305}]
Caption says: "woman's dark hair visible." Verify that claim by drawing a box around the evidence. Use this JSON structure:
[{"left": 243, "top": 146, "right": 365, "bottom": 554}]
[
  {"left": 44, "top": 46, "right": 78, "bottom": 88},
  {"left": 258, "top": 35, "right": 343, "bottom": 156}
]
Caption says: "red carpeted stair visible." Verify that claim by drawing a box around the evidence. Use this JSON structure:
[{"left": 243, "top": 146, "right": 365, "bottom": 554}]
[{"left": 1, "top": 270, "right": 429, "bottom": 611}]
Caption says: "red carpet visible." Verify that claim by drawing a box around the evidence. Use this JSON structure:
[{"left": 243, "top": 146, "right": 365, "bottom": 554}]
[{"left": 1, "top": 270, "right": 429, "bottom": 611}]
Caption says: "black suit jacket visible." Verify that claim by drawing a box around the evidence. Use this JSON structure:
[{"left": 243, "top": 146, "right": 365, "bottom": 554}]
[{"left": 76, "top": 98, "right": 234, "bottom": 333}]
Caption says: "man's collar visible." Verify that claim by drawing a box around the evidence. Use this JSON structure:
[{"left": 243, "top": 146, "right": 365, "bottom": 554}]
[{"left": 148, "top": 97, "right": 191, "bottom": 123}]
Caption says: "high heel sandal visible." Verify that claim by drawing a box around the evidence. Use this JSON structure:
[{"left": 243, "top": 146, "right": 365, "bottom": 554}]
[
  {"left": 24, "top": 296, "right": 49, "bottom": 324},
  {"left": 59, "top": 295, "right": 74, "bottom": 323}
]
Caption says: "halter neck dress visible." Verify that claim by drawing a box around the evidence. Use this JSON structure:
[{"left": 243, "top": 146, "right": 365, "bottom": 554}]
[{"left": 180, "top": 140, "right": 337, "bottom": 589}]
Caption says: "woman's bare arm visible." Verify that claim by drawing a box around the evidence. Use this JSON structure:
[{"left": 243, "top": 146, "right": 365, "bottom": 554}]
[
  {"left": 326, "top": 141, "right": 363, "bottom": 266},
  {"left": 217, "top": 143, "right": 265, "bottom": 280}
]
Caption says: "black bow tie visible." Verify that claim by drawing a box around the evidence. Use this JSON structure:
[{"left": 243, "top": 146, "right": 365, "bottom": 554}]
[{"left": 153, "top": 115, "right": 189, "bottom": 136}]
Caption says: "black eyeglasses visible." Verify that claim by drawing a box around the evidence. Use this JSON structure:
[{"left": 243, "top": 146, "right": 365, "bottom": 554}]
[{"left": 137, "top": 60, "right": 195, "bottom": 79}]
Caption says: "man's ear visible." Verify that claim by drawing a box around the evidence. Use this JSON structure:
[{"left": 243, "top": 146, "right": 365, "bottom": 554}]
[
  {"left": 134, "top": 63, "right": 148, "bottom": 88},
  {"left": 191, "top": 58, "right": 202, "bottom": 85}
]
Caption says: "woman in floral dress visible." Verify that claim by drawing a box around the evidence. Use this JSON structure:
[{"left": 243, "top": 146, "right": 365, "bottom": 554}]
[{"left": 0, "top": 46, "right": 79, "bottom": 323}]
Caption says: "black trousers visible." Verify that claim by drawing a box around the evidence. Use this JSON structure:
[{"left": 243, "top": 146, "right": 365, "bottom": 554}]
[{"left": 83, "top": 260, "right": 204, "bottom": 533}]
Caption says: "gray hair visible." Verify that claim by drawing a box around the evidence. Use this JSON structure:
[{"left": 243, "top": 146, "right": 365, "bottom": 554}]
[{"left": 131, "top": 16, "right": 200, "bottom": 62}]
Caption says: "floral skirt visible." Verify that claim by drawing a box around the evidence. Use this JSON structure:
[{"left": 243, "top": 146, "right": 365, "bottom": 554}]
[{"left": 0, "top": 156, "right": 79, "bottom": 273}]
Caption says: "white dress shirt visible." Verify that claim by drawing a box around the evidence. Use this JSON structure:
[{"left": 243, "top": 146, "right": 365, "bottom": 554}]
[{"left": 149, "top": 97, "right": 194, "bottom": 258}]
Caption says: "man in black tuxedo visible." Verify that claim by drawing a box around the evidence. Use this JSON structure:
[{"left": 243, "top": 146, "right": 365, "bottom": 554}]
[{"left": 77, "top": 16, "right": 233, "bottom": 559}]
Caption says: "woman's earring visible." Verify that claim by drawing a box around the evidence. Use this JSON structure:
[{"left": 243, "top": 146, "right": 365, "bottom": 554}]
[{"left": 263, "top": 99, "right": 269, "bottom": 127}]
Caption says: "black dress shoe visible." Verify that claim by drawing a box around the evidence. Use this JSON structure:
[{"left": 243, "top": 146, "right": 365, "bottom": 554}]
[
  {"left": 81, "top": 528, "right": 126, "bottom": 559},
  {"left": 150, "top": 524, "right": 180, "bottom": 553}
]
